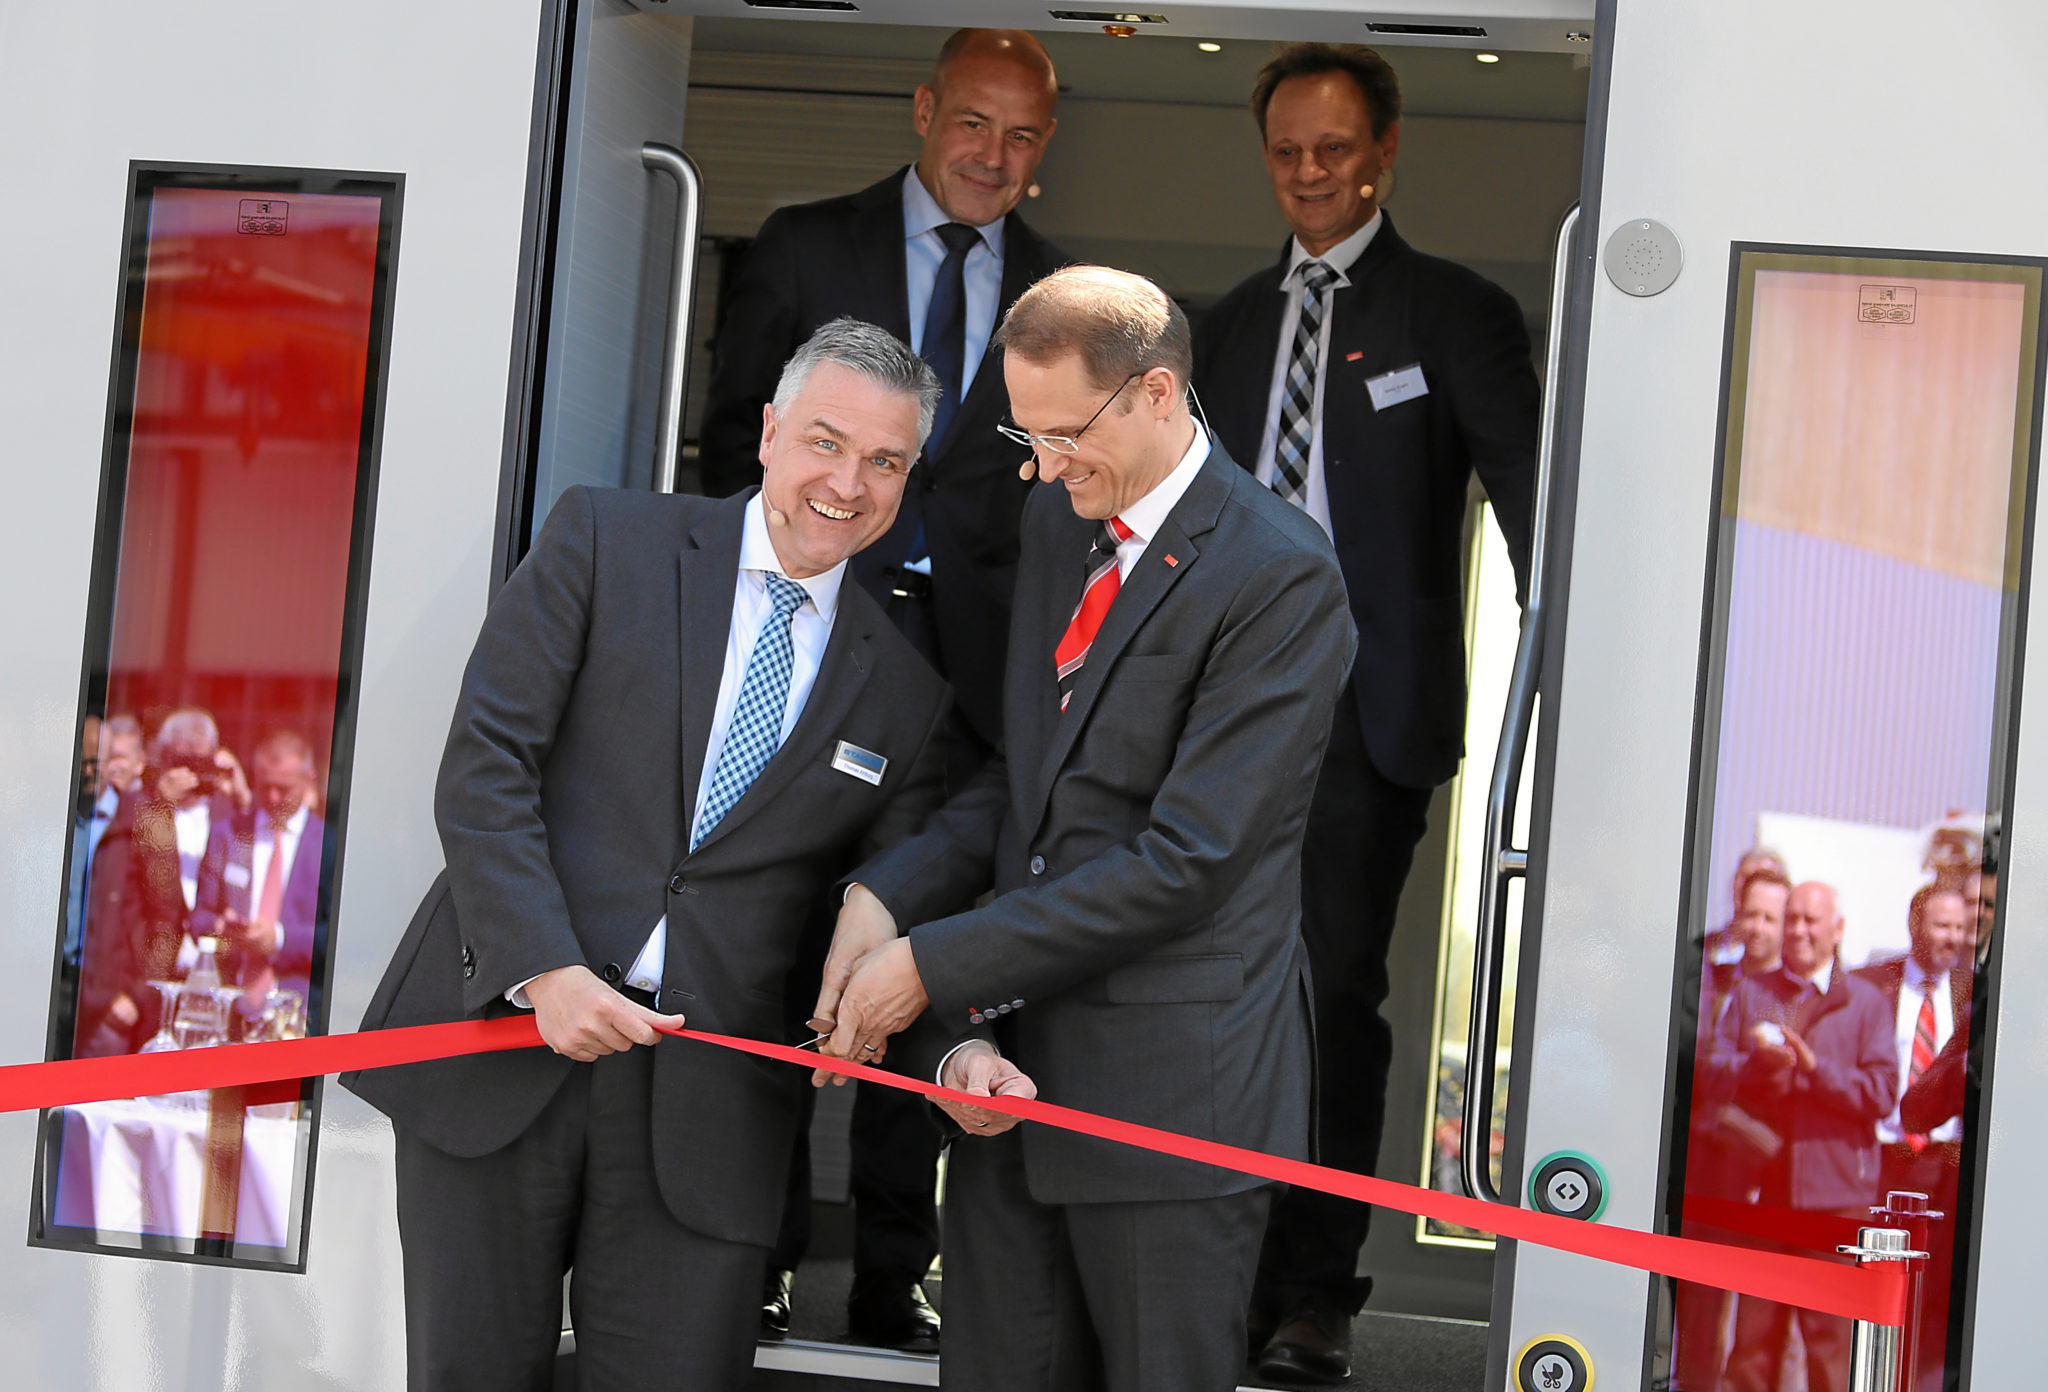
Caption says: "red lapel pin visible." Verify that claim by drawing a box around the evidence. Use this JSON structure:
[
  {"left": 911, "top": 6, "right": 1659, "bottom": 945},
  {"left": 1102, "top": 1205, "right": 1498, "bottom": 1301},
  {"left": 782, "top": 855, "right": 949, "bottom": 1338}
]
[
  {"left": 1345, "top": 350, "right": 1364, "bottom": 361},
  {"left": 1164, "top": 554, "right": 1179, "bottom": 567}
]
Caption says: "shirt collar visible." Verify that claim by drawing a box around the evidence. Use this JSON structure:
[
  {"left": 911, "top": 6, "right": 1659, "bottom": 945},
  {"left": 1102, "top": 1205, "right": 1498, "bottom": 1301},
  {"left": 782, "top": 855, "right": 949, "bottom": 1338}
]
[
  {"left": 1904, "top": 956, "right": 1948, "bottom": 994},
  {"left": 741, "top": 493, "right": 843, "bottom": 623},
  {"left": 1115, "top": 422, "right": 1211, "bottom": 547},
  {"left": 268, "top": 802, "right": 310, "bottom": 839},
  {"left": 902, "top": 166, "right": 1005, "bottom": 260},
  {"left": 93, "top": 787, "right": 119, "bottom": 821},
  {"left": 1785, "top": 958, "right": 1835, "bottom": 995},
  {"left": 1286, "top": 209, "right": 1383, "bottom": 285}
]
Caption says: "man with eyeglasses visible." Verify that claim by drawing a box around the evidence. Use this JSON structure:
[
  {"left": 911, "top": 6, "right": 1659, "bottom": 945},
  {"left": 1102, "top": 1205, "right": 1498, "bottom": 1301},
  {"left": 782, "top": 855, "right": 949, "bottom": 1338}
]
[{"left": 812, "top": 267, "right": 1355, "bottom": 1392}]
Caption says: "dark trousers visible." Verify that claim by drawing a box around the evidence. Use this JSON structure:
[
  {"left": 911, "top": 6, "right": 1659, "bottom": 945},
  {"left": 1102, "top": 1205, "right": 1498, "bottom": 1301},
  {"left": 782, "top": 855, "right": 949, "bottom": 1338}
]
[
  {"left": 393, "top": 1045, "right": 769, "bottom": 1391},
  {"left": 771, "top": 1079, "right": 943, "bottom": 1280},
  {"left": 940, "top": 1129, "right": 1272, "bottom": 1392},
  {"left": 1257, "top": 691, "right": 1434, "bottom": 1312}
]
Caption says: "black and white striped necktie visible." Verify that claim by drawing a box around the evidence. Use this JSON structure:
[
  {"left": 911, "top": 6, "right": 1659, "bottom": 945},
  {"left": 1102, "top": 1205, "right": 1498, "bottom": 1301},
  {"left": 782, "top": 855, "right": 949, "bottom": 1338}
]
[{"left": 1271, "top": 259, "right": 1337, "bottom": 503}]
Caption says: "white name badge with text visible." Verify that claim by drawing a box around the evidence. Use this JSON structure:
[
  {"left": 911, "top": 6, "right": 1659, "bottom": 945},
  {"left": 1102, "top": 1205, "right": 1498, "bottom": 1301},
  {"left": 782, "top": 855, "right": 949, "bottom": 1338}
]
[
  {"left": 831, "top": 740, "right": 887, "bottom": 786},
  {"left": 1366, "top": 362, "right": 1429, "bottom": 412}
]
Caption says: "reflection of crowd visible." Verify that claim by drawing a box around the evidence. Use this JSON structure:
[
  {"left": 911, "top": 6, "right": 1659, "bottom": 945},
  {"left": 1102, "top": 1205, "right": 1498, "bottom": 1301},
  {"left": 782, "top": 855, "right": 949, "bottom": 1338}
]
[
  {"left": 70, "top": 707, "right": 325, "bottom": 1060},
  {"left": 1679, "top": 831, "right": 1996, "bottom": 1392}
]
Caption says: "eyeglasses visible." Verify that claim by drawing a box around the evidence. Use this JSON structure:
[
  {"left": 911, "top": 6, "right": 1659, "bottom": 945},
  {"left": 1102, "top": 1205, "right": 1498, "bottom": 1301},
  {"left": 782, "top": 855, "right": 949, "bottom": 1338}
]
[{"left": 996, "top": 372, "right": 1141, "bottom": 456}]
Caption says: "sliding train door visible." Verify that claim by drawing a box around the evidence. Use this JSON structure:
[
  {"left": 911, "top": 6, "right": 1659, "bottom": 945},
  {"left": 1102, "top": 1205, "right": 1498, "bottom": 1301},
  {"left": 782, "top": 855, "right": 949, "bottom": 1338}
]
[{"left": 1494, "top": 2, "right": 2048, "bottom": 1389}]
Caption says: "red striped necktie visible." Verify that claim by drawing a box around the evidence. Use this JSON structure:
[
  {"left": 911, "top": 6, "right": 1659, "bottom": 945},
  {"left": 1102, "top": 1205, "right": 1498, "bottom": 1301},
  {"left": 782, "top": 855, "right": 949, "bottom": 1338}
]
[
  {"left": 1905, "top": 987, "right": 1938, "bottom": 1153},
  {"left": 1055, "top": 516, "right": 1132, "bottom": 712}
]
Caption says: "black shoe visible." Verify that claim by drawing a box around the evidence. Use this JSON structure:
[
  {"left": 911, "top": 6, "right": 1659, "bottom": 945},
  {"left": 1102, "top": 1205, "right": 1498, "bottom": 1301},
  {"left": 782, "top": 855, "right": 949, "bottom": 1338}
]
[
  {"left": 846, "top": 1272, "right": 941, "bottom": 1354},
  {"left": 1255, "top": 1306, "right": 1353, "bottom": 1386},
  {"left": 760, "top": 1267, "right": 794, "bottom": 1340}
]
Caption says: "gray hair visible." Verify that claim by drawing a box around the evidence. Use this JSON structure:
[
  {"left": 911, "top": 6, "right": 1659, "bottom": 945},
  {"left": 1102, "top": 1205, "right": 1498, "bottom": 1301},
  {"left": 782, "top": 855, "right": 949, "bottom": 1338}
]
[
  {"left": 771, "top": 317, "right": 943, "bottom": 452},
  {"left": 152, "top": 708, "right": 220, "bottom": 763}
]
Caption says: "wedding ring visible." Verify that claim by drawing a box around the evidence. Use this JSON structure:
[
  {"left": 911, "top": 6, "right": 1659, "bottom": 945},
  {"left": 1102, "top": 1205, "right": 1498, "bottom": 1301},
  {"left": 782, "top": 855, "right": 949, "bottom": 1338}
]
[{"left": 860, "top": 1043, "right": 877, "bottom": 1053}]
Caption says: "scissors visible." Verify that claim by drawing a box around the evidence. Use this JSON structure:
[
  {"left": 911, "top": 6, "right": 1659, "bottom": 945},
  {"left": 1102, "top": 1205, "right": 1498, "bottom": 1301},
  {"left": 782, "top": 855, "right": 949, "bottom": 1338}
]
[{"left": 797, "top": 1029, "right": 879, "bottom": 1055}]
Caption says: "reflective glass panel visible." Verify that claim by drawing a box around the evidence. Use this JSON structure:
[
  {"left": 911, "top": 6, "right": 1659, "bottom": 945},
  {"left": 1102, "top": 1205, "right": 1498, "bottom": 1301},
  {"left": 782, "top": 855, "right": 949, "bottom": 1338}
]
[
  {"left": 33, "top": 167, "right": 400, "bottom": 1268},
  {"left": 1666, "top": 250, "right": 2041, "bottom": 1390}
]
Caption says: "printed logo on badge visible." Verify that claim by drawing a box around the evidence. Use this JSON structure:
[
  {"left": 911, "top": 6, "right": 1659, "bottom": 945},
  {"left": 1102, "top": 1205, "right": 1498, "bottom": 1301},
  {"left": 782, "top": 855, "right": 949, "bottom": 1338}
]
[
  {"left": 223, "top": 862, "right": 252, "bottom": 890},
  {"left": 1366, "top": 362, "right": 1428, "bottom": 412},
  {"left": 831, "top": 740, "right": 887, "bottom": 786}
]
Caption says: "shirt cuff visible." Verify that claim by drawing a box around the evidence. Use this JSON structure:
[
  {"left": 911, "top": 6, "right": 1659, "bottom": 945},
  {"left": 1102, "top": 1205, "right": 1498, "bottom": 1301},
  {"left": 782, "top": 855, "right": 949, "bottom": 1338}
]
[
  {"left": 505, "top": 976, "right": 541, "bottom": 1011},
  {"left": 935, "top": 1038, "right": 995, "bottom": 1087}
]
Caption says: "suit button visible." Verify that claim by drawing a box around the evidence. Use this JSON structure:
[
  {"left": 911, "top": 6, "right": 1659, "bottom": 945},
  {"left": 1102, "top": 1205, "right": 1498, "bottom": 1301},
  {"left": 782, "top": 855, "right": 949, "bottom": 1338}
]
[
  {"left": 668, "top": 873, "right": 686, "bottom": 894},
  {"left": 1011, "top": 999, "right": 1025, "bottom": 1010},
  {"left": 1029, "top": 856, "right": 1045, "bottom": 875},
  {"left": 601, "top": 962, "right": 622, "bottom": 983},
  {"left": 996, "top": 1003, "right": 1012, "bottom": 1016},
  {"left": 969, "top": 1012, "right": 985, "bottom": 1025}
]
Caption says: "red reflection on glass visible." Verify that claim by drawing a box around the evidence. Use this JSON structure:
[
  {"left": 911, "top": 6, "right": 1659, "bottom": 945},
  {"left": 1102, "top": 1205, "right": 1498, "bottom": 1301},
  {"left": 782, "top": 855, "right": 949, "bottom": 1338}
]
[{"left": 57, "top": 186, "right": 386, "bottom": 1258}]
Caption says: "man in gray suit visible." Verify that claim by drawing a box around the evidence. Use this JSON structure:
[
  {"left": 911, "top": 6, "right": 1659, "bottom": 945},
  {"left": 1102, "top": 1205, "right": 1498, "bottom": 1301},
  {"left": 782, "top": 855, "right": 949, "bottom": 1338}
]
[
  {"left": 346, "top": 319, "right": 953, "bottom": 1389},
  {"left": 816, "top": 267, "right": 1356, "bottom": 1392}
]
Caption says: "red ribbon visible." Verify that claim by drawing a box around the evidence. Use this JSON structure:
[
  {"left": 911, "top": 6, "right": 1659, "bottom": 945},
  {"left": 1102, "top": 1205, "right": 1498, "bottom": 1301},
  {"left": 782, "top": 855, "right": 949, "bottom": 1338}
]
[{"left": 17, "top": 1020, "right": 1905, "bottom": 1326}]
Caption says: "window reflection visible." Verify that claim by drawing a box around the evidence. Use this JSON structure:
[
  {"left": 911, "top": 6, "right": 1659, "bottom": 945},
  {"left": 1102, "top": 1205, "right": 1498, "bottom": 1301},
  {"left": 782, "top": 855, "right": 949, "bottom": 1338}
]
[
  {"left": 1670, "top": 253, "right": 2041, "bottom": 1391},
  {"left": 35, "top": 170, "right": 398, "bottom": 1267}
]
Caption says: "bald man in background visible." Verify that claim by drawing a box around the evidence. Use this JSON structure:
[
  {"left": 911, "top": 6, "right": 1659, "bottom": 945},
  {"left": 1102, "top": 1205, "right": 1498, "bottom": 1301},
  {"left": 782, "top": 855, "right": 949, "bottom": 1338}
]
[{"left": 699, "top": 28, "right": 1068, "bottom": 1349}]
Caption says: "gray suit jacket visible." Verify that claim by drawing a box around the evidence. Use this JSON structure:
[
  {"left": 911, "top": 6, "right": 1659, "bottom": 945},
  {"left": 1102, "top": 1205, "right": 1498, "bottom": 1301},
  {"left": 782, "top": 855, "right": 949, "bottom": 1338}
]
[
  {"left": 854, "top": 442, "right": 1355, "bottom": 1204},
  {"left": 346, "top": 486, "right": 950, "bottom": 1246}
]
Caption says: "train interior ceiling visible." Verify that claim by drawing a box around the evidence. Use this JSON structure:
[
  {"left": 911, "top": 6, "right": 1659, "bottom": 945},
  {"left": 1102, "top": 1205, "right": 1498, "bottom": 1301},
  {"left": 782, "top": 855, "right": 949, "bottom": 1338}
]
[{"left": 673, "top": 12, "right": 1590, "bottom": 492}]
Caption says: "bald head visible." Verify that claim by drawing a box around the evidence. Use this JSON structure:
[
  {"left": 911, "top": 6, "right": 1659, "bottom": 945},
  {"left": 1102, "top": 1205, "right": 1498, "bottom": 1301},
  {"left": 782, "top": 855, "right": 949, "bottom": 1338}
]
[
  {"left": 1782, "top": 881, "right": 1843, "bottom": 980},
  {"left": 914, "top": 29, "right": 1059, "bottom": 227}
]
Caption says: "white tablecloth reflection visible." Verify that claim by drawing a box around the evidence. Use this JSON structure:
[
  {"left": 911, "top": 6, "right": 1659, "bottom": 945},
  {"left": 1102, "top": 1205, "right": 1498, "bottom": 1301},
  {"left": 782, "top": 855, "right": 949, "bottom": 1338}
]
[{"left": 51, "top": 1097, "right": 301, "bottom": 1248}]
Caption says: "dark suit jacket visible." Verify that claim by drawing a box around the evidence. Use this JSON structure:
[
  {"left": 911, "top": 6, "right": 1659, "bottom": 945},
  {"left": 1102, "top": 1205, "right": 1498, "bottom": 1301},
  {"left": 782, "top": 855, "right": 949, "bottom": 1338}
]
[
  {"left": 346, "top": 486, "right": 951, "bottom": 1247},
  {"left": 1700, "top": 964, "right": 1897, "bottom": 1211},
  {"left": 73, "top": 791, "right": 235, "bottom": 1056},
  {"left": 190, "top": 807, "right": 329, "bottom": 993},
  {"left": 699, "top": 168, "right": 1068, "bottom": 750},
  {"left": 1852, "top": 954, "right": 1972, "bottom": 1038},
  {"left": 1192, "top": 215, "right": 1538, "bottom": 790},
  {"left": 854, "top": 441, "right": 1355, "bottom": 1205}
]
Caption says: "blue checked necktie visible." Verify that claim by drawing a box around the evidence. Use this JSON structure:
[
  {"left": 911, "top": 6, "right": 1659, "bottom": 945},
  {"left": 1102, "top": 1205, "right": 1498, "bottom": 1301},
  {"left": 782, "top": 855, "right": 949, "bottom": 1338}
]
[
  {"left": 692, "top": 573, "right": 809, "bottom": 850},
  {"left": 1270, "top": 259, "right": 1337, "bottom": 503}
]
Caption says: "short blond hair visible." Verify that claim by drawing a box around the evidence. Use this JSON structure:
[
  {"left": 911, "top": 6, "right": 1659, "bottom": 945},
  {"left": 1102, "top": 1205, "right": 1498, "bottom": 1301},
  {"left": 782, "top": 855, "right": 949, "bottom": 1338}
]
[{"left": 996, "top": 266, "right": 1192, "bottom": 394}]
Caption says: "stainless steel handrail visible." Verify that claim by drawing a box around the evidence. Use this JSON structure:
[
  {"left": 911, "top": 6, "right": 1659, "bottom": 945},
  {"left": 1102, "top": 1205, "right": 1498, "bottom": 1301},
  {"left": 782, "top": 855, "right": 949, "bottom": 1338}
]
[
  {"left": 641, "top": 142, "right": 704, "bottom": 494},
  {"left": 1461, "top": 201, "right": 1580, "bottom": 1205}
]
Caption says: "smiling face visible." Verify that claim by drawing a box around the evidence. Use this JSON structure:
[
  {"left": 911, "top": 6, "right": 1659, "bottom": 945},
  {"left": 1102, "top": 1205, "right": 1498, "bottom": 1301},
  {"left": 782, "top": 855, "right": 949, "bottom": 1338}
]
[
  {"left": 1910, "top": 890, "right": 1970, "bottom": 977},
  {"left": 912, "top": 46, "right": 1058, "bottom": 227},
  {"left": 1005, "top": 353, "right": 1180, "bottom": 521},
  {"left": 757, "top": 361, "right": 920, "bottom": 578},
  {"left": 1262, "top": 71, "right": 1399, "bottom": 258},
  {"left": 1781, "top": 883, "right": 1844, "bottom": 980},
  {"left": 1736, "top": 880, "right": 1788, "bottom": 973}
]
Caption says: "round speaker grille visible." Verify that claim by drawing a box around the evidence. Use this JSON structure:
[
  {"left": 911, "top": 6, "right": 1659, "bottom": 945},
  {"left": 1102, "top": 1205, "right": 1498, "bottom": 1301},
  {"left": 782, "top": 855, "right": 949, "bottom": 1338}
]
[{"left": 1602, "top": 218, "right": 1682, "bottom": 297}]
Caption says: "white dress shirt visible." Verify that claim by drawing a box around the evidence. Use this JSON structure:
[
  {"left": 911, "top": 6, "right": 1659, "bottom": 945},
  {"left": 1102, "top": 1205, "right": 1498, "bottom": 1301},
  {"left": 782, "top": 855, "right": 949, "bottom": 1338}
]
[
  {"left": 250, "top": 802, "right": 311, "bottom": 955},
  {"left": 1252, "top": 212, "right": 1383, "bottom": 541},
  {"left": 901, "top": 165, "right": 1005, "bottom": 403},
  {"left": 511, "top": 495, "right": 846, "bottom": 1007},
  {"left": 1113, "top": 421, "right": 1211, "bottom": 578},
  {"left": 1877, "top": 959, "right": 1959, "bottom": 1144},
  {"left": 173, "top": 800, "right": 212, "bottom": 911},
  {"left": 87, "top": 786, "right": 119, "bottom": 861}
]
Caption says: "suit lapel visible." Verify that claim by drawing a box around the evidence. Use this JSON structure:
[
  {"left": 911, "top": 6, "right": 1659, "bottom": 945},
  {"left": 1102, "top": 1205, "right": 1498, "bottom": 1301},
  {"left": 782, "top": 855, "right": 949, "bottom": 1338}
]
[
  {"left": 689, "top": 580, "right": 878, "bottom": 857},
  {"left": 677, "top": 497, "right": 749, "bottom": 827},
  {"left": 1025, "top": 452, "right": 1233, "bottom": 837},
  {"left": 933, "top": 215, "right": 1046, "bottom": 462},
  {"left": 856, "top": 171, "right": 913, "bottom": 344},
  {"left": 1014, "top": 496, "right": 1092, "bottom": 823}
]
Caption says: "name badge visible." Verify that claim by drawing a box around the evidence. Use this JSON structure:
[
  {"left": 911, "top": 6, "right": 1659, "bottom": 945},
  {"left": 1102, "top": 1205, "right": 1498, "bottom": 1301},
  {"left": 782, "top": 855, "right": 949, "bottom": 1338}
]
[
  {"left": 1366, "top": 362, "right": 1428, "bottom": 412},
  {"left": 223, "top": 862, "right": 252, "bottom": 889},
  {"left": 831, "top": 740, "right": 887, "bottom": 787}
]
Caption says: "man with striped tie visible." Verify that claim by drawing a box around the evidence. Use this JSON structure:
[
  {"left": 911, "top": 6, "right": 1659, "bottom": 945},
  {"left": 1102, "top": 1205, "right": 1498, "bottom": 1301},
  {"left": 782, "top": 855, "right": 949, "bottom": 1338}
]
[
  {"left": 347, "top": 319, "right": 956, "bottom": 1389},
  {"left": 1190, "top": 42, "right": 1541, "bottom": 1381},
  {"left": 813, "top": 266, "right": 1355, "bottom": 1392},
  {"left": 1855, "top": 881, "right": 1973, "bottom": 1389}
]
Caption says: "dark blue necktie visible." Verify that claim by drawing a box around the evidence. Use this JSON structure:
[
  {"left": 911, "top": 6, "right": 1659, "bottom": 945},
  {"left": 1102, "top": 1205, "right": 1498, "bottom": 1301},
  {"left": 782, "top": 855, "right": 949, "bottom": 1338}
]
[
  {"left": 920, "top": 221, "right": 981, "bottom": 453},
  {"left": 899, "top": 222, "right": 980, "bottom": 568}
]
